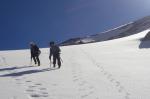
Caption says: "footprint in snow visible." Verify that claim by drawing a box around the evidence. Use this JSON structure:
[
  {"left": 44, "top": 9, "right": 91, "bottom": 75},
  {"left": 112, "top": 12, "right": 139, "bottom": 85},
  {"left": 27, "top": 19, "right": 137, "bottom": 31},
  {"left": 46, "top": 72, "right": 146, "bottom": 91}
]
[
  {"left": 26, "top": 80, "right": 32, "bottom": 83},
  {"left": 16, "top": 82, "right": 23, "bottom": 85},
  {"left": 110, "top": 78, "right": 115, "bottom": 82},
  {"left": 52, "top": 83, "right": 58, "bottom": 86},
  {"left": 81, "top": 94, "right": 89, "bottom": 98},
  {"left": 73, "top": 78, "right": 80, "bottom": 82},
  {"left": 115, "top": 81, "right": 120, "bottom": 87},
  {"left": 35, "top": 83, "right": 42, "bottom": 86},
  {"left": 107, "top": 74, "right": 112, "bottom": 79},
  {"left": 30, "top": 94, "right": 41, "bottom": 98},
  {"left": 28, "top": 85, "right": 37, "bottom": 88},
  {"left": 118, "top": 86, "right": 124, "bottom": 93},
  {"left": 26, "top": 89, "right": 35, "bottom": 92},
  {"left": 39, "top": 87, "right": 47, "bottom": 90},
  {"left": 88, "top": 86, "right": 94, "bottom": 90},
  {"left": 79, "top": 88, "right": 86, "bottom": 91},
  {"left": 40, "top": 92, "right": 48, "bottom": 95},
  {"left": 15, "top": 78, "right": 21, "bottom": 81},
  {"left": 73, "top": 75, "right": 78, "bottom": 78},
  {"left": 41, "top": 94, "right": 49, "bottom": 97},
  {"left": 88, "top": 91, "right": 94, "bottom": 94},
  {"left": 125, "top": 92, "right": 130, "bottom": 99}
]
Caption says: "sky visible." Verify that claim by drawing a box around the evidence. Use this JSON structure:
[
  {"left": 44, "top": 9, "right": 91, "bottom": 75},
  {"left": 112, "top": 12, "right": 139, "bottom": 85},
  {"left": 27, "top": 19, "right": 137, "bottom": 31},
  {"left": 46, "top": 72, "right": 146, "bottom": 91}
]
[{"left": 0, "top": 0, "right": 150, "bottom": 50}]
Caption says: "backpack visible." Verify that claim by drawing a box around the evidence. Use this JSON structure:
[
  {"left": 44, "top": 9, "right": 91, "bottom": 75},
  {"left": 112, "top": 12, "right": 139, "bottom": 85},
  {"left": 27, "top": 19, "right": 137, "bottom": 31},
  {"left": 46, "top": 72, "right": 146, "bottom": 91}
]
[
  {"left": 38, "top": 50, "right": 41, "bottom": 55},
  {"left": 51, "top": 46, "right": 60, "bottom": 55}
]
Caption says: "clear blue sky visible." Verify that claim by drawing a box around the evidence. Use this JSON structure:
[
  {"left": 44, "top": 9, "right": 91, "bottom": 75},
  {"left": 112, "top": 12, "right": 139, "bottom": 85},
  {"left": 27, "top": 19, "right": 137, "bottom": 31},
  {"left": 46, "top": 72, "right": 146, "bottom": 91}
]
[{"left": 0, "top": 0, "right": 150, "bottom": 50}]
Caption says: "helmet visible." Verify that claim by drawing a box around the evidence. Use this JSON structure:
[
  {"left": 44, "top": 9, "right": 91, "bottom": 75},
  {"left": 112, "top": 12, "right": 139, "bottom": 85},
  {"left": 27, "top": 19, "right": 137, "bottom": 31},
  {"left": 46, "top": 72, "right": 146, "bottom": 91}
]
[
  {"left": 30, "top": 42, "right": 35, "bottom": 46},
  {"left": 49, "top": 41, "right": 55, "bottom": 45}
]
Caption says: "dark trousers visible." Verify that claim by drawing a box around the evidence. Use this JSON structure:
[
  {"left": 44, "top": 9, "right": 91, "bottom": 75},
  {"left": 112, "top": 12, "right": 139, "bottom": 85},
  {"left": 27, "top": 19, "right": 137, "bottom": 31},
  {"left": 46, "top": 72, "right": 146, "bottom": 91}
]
[
  {"left": 53, "top": 54, "right": 61, "bottom": 68},
  {"left": 33, "top": 56, "right": 40, "bottom": 66}
]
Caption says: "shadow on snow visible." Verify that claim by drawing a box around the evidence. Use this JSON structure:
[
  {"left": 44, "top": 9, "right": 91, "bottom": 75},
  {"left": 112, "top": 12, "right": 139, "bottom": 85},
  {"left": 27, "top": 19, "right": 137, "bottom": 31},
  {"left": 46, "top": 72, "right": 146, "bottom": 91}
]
[
  {"left": 0, "top": 67, "right": 58, "bottom": 77},
  {"left": 0, "top": 66, "right": 34, "bottom": 71}
]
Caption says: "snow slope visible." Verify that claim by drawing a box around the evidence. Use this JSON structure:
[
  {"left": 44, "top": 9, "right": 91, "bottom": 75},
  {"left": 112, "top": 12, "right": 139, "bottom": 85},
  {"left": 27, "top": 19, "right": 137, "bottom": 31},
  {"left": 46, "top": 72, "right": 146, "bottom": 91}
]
[{"left": 0, "top": 30, "right": 150, "bottom": 99}]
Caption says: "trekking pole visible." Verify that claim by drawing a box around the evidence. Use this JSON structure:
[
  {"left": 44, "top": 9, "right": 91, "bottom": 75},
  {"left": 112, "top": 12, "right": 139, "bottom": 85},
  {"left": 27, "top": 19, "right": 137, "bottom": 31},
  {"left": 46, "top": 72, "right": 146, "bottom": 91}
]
[
  {"left": 30, "top": 57, "right": 32, "bottom": 65},
  {"left": 50, "top": 60, "right": 52, "bottom": 68},
  {"left": 60, "top": 57, "right": 63, "bottom": 63}
]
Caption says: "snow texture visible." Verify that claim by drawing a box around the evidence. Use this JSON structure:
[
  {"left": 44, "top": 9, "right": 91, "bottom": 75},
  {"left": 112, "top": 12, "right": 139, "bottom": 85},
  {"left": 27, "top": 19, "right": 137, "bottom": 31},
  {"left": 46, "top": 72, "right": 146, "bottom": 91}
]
[{"left": 0, "top": 29, "right": 150, "bottom": 99}]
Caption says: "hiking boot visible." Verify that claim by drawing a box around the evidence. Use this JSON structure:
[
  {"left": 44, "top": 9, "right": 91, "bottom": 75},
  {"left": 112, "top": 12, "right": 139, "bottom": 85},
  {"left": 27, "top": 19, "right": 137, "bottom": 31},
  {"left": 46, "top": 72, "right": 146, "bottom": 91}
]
[
  {"left": 53, "top": 64, "right": 56, "bottom": 68},
  {"left": 58, "top": 65, "right": 61, "bottom": 69}
]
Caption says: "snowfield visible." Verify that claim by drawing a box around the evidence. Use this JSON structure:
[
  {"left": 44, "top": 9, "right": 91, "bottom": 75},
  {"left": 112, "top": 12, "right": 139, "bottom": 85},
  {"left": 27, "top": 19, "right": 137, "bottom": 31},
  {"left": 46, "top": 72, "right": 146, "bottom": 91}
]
[{"left": 0, "top": 30, "right": 150, "bottom": 99}]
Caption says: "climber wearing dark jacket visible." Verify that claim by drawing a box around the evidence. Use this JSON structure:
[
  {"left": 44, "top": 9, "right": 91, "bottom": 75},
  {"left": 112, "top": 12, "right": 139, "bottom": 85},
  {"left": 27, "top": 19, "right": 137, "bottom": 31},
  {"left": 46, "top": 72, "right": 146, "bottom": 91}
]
[
  {"left": 49, "top": 41, "right": 61, "bottom": 68},
  {"left": 30, "top": 42, "right": 41, "bottom": 66}
]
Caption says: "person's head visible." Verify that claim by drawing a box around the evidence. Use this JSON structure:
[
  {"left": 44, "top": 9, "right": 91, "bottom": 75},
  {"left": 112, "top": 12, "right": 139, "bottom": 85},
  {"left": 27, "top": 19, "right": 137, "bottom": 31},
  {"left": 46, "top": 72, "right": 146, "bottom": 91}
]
[
  {"left": 49, "top": 41, "right": 55, "bottom": 47},
  {"left": 30, "top": 42, "right": 35, "bottom": 47}
]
